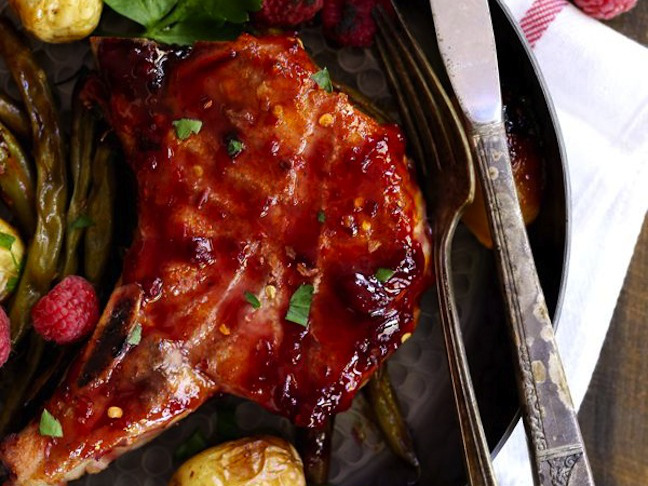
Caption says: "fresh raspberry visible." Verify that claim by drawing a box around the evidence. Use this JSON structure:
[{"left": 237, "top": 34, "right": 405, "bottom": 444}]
[
  {"left": 573, "top": 0, "right": 637, "bottom": 19},
  {"left": 322, "top": 0, "right": 392, "bottom": 47},
  {"left": 31, "top": 276, "right": 99, "bottom": 345},
  {"left": 0, "top": 307, "right": 10, "bottom": 368},
  {"left": 255, "top": 0, "right": 324, "bottom": 26}
]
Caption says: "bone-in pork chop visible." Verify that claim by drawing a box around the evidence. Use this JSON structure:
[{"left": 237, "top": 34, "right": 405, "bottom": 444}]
[{"left": 0, "top": 34, "right": 431, "bottom": 485}]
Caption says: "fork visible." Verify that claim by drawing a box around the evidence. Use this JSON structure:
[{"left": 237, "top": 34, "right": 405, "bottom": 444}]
[{"left": 374, "top": 6, "right": 498, "bottom": 486}]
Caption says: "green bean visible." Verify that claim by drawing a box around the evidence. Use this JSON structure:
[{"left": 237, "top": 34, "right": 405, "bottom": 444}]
[
  {"left": 62, "top": 76, "right": 96, "bottom": 277},
  {"left": 297, "top": 418, "right": 333, "bottom": 486},
  {"left": 0, "top": 121, "right": 36, "bottom": 235},
  {"left": 366, "top": 366, "right": 420, "bottom": 470},
  {"left": 0, "top": 91, "right": 30, "bottom": 140},
  {"left": 84, "top": 140, "right": 115, "bottom": 284},
  {"left": 0, "top": 18, "right": 68, "bottom": 345},
  {"left": 0, "top": 332, "right": 44, "bottom": 435}
]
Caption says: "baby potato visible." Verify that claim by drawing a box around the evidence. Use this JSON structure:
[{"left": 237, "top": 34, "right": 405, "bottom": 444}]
[
  {"left": 0, "top": 219, "right": 24, "bottom": 302},
  {"left": 9, "top": 0, "right": 103, "bottom": 43},
  {"left": 169, "top": 436, "right": 306, "bottom": 486}
]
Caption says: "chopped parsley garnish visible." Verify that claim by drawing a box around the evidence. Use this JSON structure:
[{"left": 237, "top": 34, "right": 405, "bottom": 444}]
[
  {"left": 126, "top": 323, "right": 142, "bottom": 346},
  {"left": 70, "top": 214, "right": 95, "bottom": 230},
  {"left": 104, "top": 0, "right": 262, "bottom": 45},
  {"left": 173, "top": 118, "right": 203, "bottom": 140},
  {"left": 227, "top": 137, "right": 245, "bottom": 158},
  {"left": 174, "top": 429, "right": 208, "bottom": 461},
  {"left": 6, "top": 276, "right": 18, "bottom": 293},
  {"left": 375, "top": 268, "right": 395, "bottom": 283},
  {"left": 317, "top": 210, "right": 326, "bottom": 224},
  {"left": 39, "top": 409, "right": 63, "bottom": 438},
  {"left": 285, "top": 284, "right": 314, "bottom": 327},
  {"left": 244, "top": 291, "right": 261, "bottom": 309},
  {"left": 0, "top": 232, "right": 15, "bottom": 250},
  {"left": 311, "top": 68, "right": 333, "bottom": 93}
]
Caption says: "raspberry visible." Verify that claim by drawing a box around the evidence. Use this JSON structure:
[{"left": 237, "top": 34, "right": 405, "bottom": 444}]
[
  {"left": 0, "top": 307, "right": 10, "bottom": 368},
  {"left": 255, "top": 0, "right": 324, "bottom": 27},
  {"left": 322, "top": 0, "right": 392, "bottom": 47},
  {"left": 31, "top": 276, "right": 99, "bottom": 345},
  {"left": 573, "top": 0, "right": 637, "bottom": 19}
]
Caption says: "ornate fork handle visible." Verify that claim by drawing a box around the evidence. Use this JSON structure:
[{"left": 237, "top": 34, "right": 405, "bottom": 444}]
[{"left": 472, "top": 122, "right": 595, "bottom": 486}]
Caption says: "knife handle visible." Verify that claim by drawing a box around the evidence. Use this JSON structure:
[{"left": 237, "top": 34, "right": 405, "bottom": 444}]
[{"left": 471, "top": 122, "right": 595, "bottom": 486}]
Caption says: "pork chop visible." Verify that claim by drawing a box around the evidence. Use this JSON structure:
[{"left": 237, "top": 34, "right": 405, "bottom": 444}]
[{"left": 0, "top": 34, "right": 431, "bottom": 485}]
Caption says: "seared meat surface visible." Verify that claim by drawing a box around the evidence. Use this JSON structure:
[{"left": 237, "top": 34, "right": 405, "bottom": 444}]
[{"left": 0, "top": 34, "right": 431, "bottom": 485}]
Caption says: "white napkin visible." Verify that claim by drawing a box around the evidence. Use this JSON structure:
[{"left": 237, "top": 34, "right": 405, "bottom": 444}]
[{"left": 491, "top": 0, "right": 648, "bottom": 483}]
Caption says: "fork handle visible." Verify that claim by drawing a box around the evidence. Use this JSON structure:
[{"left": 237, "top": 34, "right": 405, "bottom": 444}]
[
  {"left": 472, "top": 121, "right": 595, "bottom": 486},
  {"left": 435, "top": 234, "right": 498, "bottom": 486}
]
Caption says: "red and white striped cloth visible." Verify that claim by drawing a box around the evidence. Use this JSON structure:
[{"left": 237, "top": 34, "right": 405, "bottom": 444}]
[{"left": 491, "top": 1, "right": 648, "bottom": 484}]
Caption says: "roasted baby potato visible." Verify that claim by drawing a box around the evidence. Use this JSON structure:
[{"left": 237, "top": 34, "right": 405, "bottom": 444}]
[
  {"left": 0, "top": 218, "right": 24, "bottom": 302},
  {"left": 9, "top": 0, "right": 103, "bottom": 43},
  {"left": 169, "top": 436, "right": 306, "bottom": 486}
]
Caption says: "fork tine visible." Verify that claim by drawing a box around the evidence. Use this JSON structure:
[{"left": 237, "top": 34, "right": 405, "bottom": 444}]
[
  {"left": 374, "top": 35, "right": 434, "bottom": 177},
  {"left": 374, "top": 34, "right": 440, "bottom": 177},
  {"left": 375, "top": 9, "right": 453, "bottom": 171},
  {"left": 375, "top": 5, "right": 472, "bottom": 173}
]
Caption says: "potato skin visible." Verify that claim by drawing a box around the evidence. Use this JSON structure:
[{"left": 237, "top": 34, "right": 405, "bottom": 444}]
[
  {"left": 9, "top": 0, "right": 103, "bottom": 43},
  {"left": 169, "top": 436, "right": 306, "bottom": 486}
]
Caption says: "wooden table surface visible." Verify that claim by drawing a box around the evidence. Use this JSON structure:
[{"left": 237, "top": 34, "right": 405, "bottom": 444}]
[{"left": 578, "top": 3, "right": 648, "bottom": 484}]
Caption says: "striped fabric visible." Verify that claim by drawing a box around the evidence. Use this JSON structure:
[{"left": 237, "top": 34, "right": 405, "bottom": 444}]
[{"left": 519, "top": 0, "right": 569, "bottom": 47}]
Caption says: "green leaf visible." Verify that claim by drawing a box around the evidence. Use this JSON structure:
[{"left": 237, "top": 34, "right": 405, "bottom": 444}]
[
  {"left": 375, "top": 268, "right": 395, "bottom": 283},
  {"left": 174, "top": 429, "right": 208, "bottom": 461},
  {"left": 71, "top": 214, "right": 95, "bottom": 230},
  {"left": 227, "top": 137, "right": 244, "bottom": 158},
  {"left": 244, "top": 291, "right": 261, "bottom": 309},
  {"left": 173, "top": 118, "right": 203, "bottom": 140},
  {"left": 6, "top": 276, "right": 18, "bottom": 293},
  {"left": 286, "top": 284, "right": 314, "bottom": 327},
  {"left": 39, "top": 409, "right": 63, "bottom": 438},
  {"left": 317, "top": 210, "right": 326, "bottom": 224},
  {"left": 127, "top": 323, "right": 142, "bottom": 346},
  {"left": 0, "top": 232, "right": 15, "bottom": 251},
  {"left": 105, "top": 0, "right": 178, "bottom": 28},
  {"left": 311, "top": 68, "right": 333, "bottom": 93}
]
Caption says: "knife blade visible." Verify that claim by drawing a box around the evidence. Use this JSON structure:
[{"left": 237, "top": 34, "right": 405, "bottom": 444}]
[{"left": 427, "top": 1, "right": 596, "bottom": 485}]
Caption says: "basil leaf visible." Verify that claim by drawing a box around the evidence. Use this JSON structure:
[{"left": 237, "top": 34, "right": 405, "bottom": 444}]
[
  {"left": 127, "top": 323, "right": 143, "bottom": 346},
  {"left": 311, "top": 68, "right": 333, "bottom": 93},
  {"left": 0, "top": 232, "right": 15, "bottom": 251},
  {"left": 173, "top": 118, "right": 203, "bottom": 140},
  {"left": 317, "top": 210, "right": 326, "bottom": 224},
  {"left": 375, "top": 268, "right": 395, "bottom": 283},
  {"left": 244, "top": 291, "right": 261, "bottom": 309},
  {"left": 104, "top": 0, "right": 178, "bottom": 28},
  {"left": 71, "top": 214, "right": 95, "bottom": 230},
  {"left": 286, "top": 284, "right": 314, "bottom": 327},
  {"left": 39, "top": 409, "right": 63, "bottom": 438},
  {"left": 174, "top": 429, "right": 208, "bottom": 461}
]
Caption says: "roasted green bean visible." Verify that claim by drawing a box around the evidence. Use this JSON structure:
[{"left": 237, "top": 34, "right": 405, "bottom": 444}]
[
  {"left": 84, "top": 140, "right": 115, "bottom": 284},
  {"left": 366, "top": 366, "right": 420, "bottom": 470},
  {"left": 0, "top": 332, "right": 44, "bottom": 435},
  {"left": 297, "top": 418, "right": 333, "bottom": 486},
  {"left": 62, "top": 76, "right": 96, "bottom": 277},
  {"left": 0, "top": 18, "right": 68, "bottom": 344},
  {"left": 0, "top": 91, "right": 30, "bottom": 140},
  {"left": 0, "top": 121, "right": 36, "bottom": 235}
]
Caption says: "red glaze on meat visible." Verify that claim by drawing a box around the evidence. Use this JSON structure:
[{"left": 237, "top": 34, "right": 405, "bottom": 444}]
[{"left": 0, "top": 34, "right": 431, "bottom": 485}]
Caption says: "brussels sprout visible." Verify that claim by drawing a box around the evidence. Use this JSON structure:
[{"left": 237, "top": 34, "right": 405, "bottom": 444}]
[
  {"left": 0, "top": 219, "right": 24, "bottom": 302},
  {"left": 169, "top": 436, "right": 306, "bottom": 486}
]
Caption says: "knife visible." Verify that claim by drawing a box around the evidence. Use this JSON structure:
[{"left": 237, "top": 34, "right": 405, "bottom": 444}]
[{"left": 427, "top": 1, "right": 596, "bottom": 485}]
